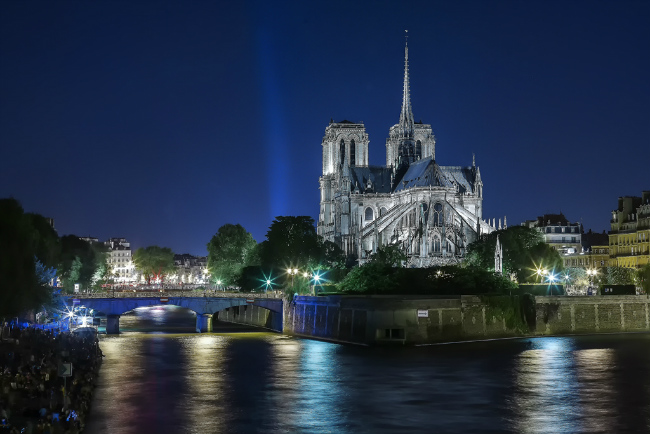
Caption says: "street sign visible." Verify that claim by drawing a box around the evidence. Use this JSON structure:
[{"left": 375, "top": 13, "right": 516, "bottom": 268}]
[
  {"left": 160, "top": 298, "right": 169, "bottom": 303},
  {"left": 417, "top": 309, "right": 429, "bottom": 318},
  {"left": 58, "top": 363, "right": 72, "bottom": 377},
  {"left": 246, "top": 299, "right": 255, "bottom": 304},
  {"left": 74, "top": 283, "right": 80, "bottom": 293}
]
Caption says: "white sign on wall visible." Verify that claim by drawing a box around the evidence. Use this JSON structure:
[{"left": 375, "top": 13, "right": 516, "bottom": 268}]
[
  {"left": 417, "top": 309, "right": 429, "bottom": 318},
  {"left": 74, "top": 283, "right": 80, "bottom": 293}
]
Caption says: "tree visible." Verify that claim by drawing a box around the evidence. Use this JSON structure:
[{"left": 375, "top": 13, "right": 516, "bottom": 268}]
[
  {"left": 0, "top": 198, "right": 53, "bottom": 319},
  {"left": 466, "top": 226, "right": 563, "bottom": 282},
  {"left": 258, "top": 216, "right": 324, "bottom": 268},
  {"left": 638, "top": 264, "right": 650, "bottom": 294},
  {"left": 207, "top": 224, "right": 258, "bottom": 287},
  {"left": 602, "top": 266, "right": 636, "bottom": 286},
  {"left": 132, "top": 246, "right": 175, "bottom": 284},
  {"left": 370, "top": 244, "right": 407, "bottom": 267},
  {"left": 57, "top": 235, "right": 107, "bottom": 292}
]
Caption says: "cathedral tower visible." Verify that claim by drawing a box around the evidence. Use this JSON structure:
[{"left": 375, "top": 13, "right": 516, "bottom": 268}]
[{"left": 386, "top": 33, "right": 435, "bottom": 167}]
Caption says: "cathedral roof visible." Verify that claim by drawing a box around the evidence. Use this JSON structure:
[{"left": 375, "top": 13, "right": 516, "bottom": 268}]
[
  {"left": 392, "top": 157, "right": 476, "bottom": 193},
  {"left": 349, "top": 166, "right": 393, "bottom": 194}
]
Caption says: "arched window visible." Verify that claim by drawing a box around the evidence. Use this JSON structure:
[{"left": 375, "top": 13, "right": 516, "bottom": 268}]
[
  {"left": 415, "top": 140, "right": 422, "bottom": 160},
  {"left": 339, "top": 139, "right": 345, "bottom": 166},
  {"left": 365, "top": 207, "right": 374, "bottom": 222},
  {"left": 350, "top": 139, "right": 356, "bottom": 167},
  {"left": 380, "top": 207, "right": 388, "bottom": 217},
  {"left": 433, "top": 203, "right": 443, "bottom": 226},
  {"left": 433, "top": 236, "right": 441, "bottom": 253}
]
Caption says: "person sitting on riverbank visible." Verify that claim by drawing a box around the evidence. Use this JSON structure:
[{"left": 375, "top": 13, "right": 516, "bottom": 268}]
[{"left": 0, "top": 327, "right": 102, "bottom": 434}]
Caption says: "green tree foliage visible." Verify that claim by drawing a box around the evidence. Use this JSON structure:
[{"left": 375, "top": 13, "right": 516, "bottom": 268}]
[
  {"left": 338, "top": 262, "right": 517, "bottom": 295},
  {"left": 601, "top": 266, "right": 636, "bottom": 285},
  {"left": 25, "top": 213, "right": 60, "bottom": 268},
  {"left": 565, "top": 267, "right": 589, "bottom": 287},
  {"left": 337, "top": 261, "right": 399, "bottom": 293},
  {"left": 133, "top": 246, "right": 175, "bottom": 283},
  {"left": 466, "top": 226, "right": 563, "bottom": 282},
  {"left": 207, "top": 224, "right": 258, "bottom": 287},
  {"left": 57, "top": 235, "right": 107, "bottom": 292},
  {"left": 638, "top": 264, "right": 650, "bottom": 294},
  {"left": 259, "top": 216, "right": 324, "bottom": 268},
  {"left": 370, "top": 244, "right": 407, "bottom": 267},
  {"left": 0, "top": 198, "right": 53, "bottom": 318}
]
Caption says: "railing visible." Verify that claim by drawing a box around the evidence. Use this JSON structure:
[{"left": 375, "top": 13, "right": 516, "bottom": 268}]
[{"left": 66, "top": 291, "right": 284, "bottom": 299}]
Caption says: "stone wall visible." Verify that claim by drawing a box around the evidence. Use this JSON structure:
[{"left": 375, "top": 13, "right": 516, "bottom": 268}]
[
  {"left": 283, "top": 295, "right": 522, "bottom": 345},
  {"left": 285, "top": 295, "right": 650, "bottom": 345},
  {"left": 536, "top": 296, "right": 650, "bottom": 335},
  {"left": 219, "top": 294, "right": 650, "bottom": 345},
  {"left": 216, "top": 304, "right": 283, "bottom": 332}
]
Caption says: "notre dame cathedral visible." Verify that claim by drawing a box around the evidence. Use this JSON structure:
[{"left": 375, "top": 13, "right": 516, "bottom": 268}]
[{"left": 317, "top": 38, "right": 500, "bottom": 266}]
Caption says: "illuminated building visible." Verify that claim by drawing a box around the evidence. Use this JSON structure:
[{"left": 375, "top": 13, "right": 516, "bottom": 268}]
[
  {"left": 561, "top": 230, "right": 609, "bottom": 270},
  {"left": 105, "top": 237, "right": 136, "bottom": 283},
  {"left": 317, "top": 38, "right": 496, "bottom": 266},
  {"left": 173, "top": 254, "right": 208, "bottom": 284},
  {"left": 522, "top": 213, "right": 582, "bottom": 256},
  {"left": 609, "top": 192, "right": 650, "bottom": 269}
]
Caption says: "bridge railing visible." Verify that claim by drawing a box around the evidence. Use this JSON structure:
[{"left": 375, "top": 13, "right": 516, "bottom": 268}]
[{"left": 67, "top": 291, "right": 284, "bottom": 299}]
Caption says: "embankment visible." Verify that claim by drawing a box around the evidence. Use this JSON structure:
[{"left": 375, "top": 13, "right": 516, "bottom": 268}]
[{"left": 219, "top": 294, "right": 650, "bottom": 345}]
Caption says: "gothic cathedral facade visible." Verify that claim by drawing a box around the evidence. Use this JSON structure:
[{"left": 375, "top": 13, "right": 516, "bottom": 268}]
[{"left": 317, "top": 39, "right": 496, "bottom": 266}]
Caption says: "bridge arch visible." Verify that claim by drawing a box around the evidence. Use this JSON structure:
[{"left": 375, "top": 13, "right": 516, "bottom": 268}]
[{"left": 65, "top": 295, "right": 283, "bottom": 334}]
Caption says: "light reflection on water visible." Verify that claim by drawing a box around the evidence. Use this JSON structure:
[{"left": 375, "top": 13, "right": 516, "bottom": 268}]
[{"left": 86, "top": 307, "right": 650, "bottom": 434}]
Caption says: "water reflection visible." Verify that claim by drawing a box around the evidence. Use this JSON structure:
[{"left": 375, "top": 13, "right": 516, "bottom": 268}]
[
  {"left": 513, "top": 338, "right": 581, "bottom": 433},
  {"left": 182, "top": 335, "right": 228, "bottom": 434},
  {"left": 86, "top": 308, "right": 650, "bottom": 434}
]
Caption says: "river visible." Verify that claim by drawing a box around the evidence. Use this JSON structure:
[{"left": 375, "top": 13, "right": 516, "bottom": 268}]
[{"left": 85, "top": 305, "right": 650, "bottom": 434}]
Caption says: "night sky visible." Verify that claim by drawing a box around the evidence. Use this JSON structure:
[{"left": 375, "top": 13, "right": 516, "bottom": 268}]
[{"left": 1, "top": 1, "right": 648, "bottom": 256}]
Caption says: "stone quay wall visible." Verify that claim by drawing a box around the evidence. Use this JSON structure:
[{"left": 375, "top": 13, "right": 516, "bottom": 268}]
[
  {"left": 219, "top": 294, "right": 650, "bottom": 345},
  {"left": 536, "top": 295, "right": 650, "bottom": 335},
  {"left": 216, "top": 304, "right": 283, "bottom": 332},
  {"left": 282, "top": 295, "right": 519, "bottom": 345}
]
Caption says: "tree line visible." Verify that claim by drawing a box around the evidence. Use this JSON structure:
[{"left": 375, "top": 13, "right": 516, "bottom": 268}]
[{"left": 0, "top": 199, "right": 110, "bottom": 320}]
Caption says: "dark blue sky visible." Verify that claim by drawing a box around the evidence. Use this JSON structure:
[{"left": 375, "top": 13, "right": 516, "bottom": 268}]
[{"left": 1, "top": 1, "right": 648, "bottom": 255}]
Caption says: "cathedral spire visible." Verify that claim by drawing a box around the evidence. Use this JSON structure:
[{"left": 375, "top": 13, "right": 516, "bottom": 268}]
[{"left": 398, "top": 30, "right": 415, "bottom": 140}]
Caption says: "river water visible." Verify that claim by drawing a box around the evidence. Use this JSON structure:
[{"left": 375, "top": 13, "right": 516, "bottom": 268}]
[{"left": 85, "top": 305, "right": 650, "bottom": 434}]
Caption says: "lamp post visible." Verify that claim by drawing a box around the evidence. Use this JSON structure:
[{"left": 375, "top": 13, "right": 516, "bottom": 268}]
[
  {"left": 288, "top": 268, "right": 298, "bottom": 290},
  {"left": 312, "top": 273, "right": 321, "bottom": 296},
  {"left": 587, "top": 268, "right": 598, "bottom": 295}
]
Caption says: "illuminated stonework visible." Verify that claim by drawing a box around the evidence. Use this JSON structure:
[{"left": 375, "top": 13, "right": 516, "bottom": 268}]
[{"left": 317, "top": 40, "right": 496, "bottom": 265}]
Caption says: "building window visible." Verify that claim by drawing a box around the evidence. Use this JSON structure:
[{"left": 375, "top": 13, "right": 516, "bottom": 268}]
[
  {"left": 433, "top": 236, "right": 441, "bottom": 253},
  {"left": 380, "top": 207, "right": 388, "bottom": 217},
  {"left": 433, "top": 203, "right": 443, "bottom": 226},
  {"left": 365, "top": 207, "right": 374, "bottom": 222},
  {"left": 415, "top": 140, "right": 422, "bottom": 160},
  {"left": 350, "top": 139, "right": 356, "bottom": 167},
  {"left": 339, "top": 139, "right": 345, "bottom": 166}
]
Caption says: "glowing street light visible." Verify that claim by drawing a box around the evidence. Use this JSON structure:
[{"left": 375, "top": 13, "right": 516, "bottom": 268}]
[
  {"left": 586, "top": 268, "right": 598, "bottom": 294},
  {"left": 311, "top": 272, "right": 323, "bottom": 295},
  {"left": 287, "top": 268, "right": 299, "bottom": 290}
]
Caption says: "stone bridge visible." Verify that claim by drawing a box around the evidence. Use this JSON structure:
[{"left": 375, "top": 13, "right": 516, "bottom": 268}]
[{"left": 64, "top": 293, "right": 284, "bottom": 334}]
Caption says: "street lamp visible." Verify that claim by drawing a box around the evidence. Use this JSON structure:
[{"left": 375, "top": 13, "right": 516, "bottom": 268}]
[
  {"left": 312, "top": 273, "right": 321, "bottom": 295},
  {"left": 587, "top": 268, "right": 598, "bottom": 294},
  {"left": 287, "top": 268, "right": 298, "bottom": 290}
]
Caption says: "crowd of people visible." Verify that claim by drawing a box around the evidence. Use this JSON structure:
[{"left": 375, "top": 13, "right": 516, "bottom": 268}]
[{"left": 0, "top": 326, "right": 103, "bottom": 433}]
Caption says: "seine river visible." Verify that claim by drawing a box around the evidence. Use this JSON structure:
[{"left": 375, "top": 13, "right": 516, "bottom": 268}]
[{"left": 85, "top": 305, "right": 650, "bottom": 434}]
